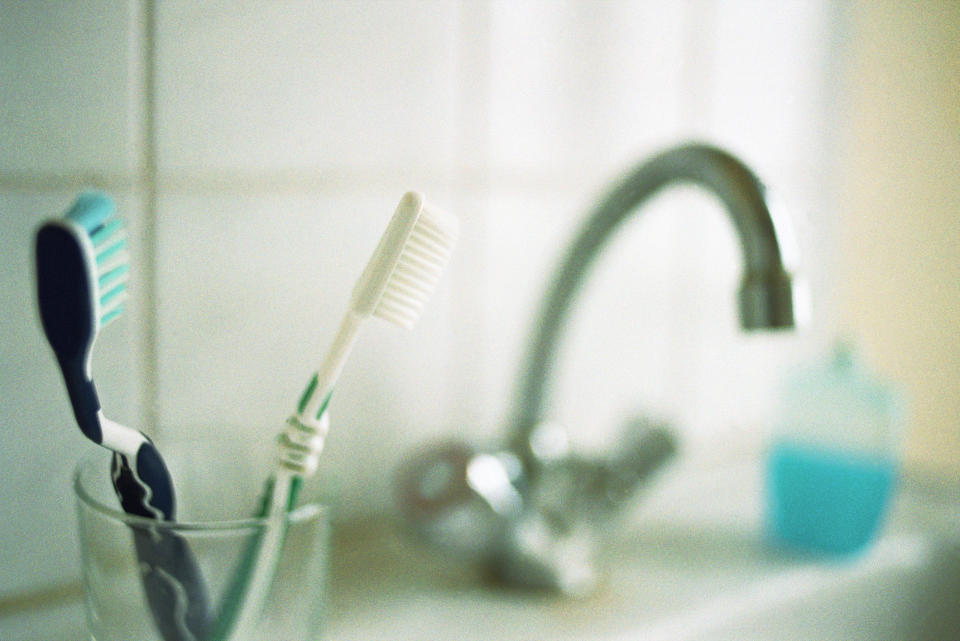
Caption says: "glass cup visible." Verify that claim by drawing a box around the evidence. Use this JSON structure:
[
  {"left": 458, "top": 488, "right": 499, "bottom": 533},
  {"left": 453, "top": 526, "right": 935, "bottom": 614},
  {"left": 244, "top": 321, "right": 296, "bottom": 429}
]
[{"left": 74, "top": 437, "right": 329, "bottom": 641}]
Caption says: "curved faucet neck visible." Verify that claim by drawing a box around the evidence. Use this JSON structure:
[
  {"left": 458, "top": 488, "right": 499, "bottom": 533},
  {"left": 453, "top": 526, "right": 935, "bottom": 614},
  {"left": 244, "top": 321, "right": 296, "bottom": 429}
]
[{"left": 508, "top": 142, "right": 797, "bottom": 465}]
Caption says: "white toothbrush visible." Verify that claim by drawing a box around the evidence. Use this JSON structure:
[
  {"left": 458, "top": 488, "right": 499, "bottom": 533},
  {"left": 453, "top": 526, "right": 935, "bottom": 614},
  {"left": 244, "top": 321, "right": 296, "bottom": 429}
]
[
  {"left": 281, "top": 190, "right": 458, "bottom": 479},
  {"left": 217, "top": 191, "right": 458, "bottom": 640}
]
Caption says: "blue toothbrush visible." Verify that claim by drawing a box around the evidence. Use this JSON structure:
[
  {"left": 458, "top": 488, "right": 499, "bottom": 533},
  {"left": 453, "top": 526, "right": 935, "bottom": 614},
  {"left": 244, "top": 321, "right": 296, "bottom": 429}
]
[{"left": 35, "top": 192, "right": 211, "bottom": 641}]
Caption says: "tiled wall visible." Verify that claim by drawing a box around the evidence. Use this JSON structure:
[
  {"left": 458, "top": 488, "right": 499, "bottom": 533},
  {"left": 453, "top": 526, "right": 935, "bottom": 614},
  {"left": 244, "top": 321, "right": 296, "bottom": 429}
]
[{"left": 0, "top": 0, "right": 836, "bottom": 599}]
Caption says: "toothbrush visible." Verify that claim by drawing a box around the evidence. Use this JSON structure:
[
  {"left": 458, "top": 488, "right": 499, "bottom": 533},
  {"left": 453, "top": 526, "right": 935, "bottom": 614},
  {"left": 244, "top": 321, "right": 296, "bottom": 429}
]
[
  {"left": 35, "top": 192, "right": 211, "bottom": 641},
  {"left": 280, "top": 190, "right": 459, "bottom": 495},
  {"left": 216, "top": 191, "right": 458, "bottom": 640}
]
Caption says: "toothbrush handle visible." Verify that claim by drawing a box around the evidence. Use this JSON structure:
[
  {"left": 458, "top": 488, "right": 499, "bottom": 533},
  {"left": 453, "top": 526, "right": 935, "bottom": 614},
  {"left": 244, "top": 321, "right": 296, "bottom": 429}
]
[
  {"left": 131, "top": 527, "right": 212, "bottom": 641},
  {"left": 111, "top": 453, "right": 213, "bottom": 641},
  {"left": 212, "top": 309, "right": 361, "bottom": 640},
  {"left": 59, "top": 356, "right": 104, "bottom": 444},
  {"left": 209, "top": 472, "right": 302, "bottom": 641},
  {"left": 111, "top": 441, "right": 174, "bottom": 519},
  {"left": 295, "top": 376, "right": 334, "bottom": 432},
  {"left": 60, "top": 352, "right": 213, "bottom": 640},
  {"left": 298, "top": 310, "right": 363, "bottom": 422}
]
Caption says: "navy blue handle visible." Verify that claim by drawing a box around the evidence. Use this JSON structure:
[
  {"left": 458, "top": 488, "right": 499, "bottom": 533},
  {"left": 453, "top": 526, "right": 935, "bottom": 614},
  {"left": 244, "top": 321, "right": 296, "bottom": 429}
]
[
  {"left": 112, "top": 447, "right": 212, "bottom": 641},
  {"left": 60, "top": 358, "right": 103, "bottom": 445},
  {"left": 131, "top": 527, "right": 212, "bottom": 641},
  {"left": 112, "top": 442, "right": 175, "bottom": 520}
]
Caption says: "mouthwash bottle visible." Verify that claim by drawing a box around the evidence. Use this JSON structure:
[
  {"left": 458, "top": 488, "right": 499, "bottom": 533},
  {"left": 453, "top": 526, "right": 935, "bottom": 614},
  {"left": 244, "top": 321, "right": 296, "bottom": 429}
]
[{"left": 766, "top": 342, "right": 904, "bottom": 556}]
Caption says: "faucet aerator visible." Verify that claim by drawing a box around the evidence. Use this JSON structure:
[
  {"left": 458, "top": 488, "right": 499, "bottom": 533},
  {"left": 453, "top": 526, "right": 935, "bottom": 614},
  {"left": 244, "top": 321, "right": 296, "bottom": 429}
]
[{"left": 738, "top": 271, "right": 797, "bottom": 330}]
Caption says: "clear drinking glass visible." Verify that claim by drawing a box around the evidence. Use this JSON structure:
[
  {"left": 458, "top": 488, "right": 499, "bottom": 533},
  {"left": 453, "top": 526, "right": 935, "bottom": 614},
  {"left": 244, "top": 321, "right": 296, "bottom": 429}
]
[{"left": 74, "top": 438, "right": 328, "bottom": 641}]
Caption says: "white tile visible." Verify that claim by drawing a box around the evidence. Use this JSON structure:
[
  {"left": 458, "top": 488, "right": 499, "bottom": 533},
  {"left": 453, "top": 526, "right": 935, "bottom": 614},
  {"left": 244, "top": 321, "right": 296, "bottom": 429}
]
[
  {"left": 650, "top": 175, "right": 815, "bottom": 439},
  {"left": 684, "top": 0, "right": 834, "bottom": 183},
  {"left": 677, "top": 0, "right": 837, "bottom": 299},
  {"left": 153, "top": 188, "right": 462, "bottom": 515},
  {"left": 486, "top": 0, "right": 686, "bottom": 180},
  {"left": 0, "top": 188, "right": 148, "bottom": 598},
  {"left": 714, "top": 0, "right": 832, "bottom": 155},
  {"left": 155, "top": 0, "right": 461, "bottom": 175},
  {"left": 0, "top": 1, "right": 144, "bottom": 176},
  {"left": 659, "top": 0, "right": 836, "bottom": 439},
  {"left": 466, "top": 182, "right": 706, "bottom": 455},
  {"left": 461, "top": 188, "right": 587, "bottom": 439}
]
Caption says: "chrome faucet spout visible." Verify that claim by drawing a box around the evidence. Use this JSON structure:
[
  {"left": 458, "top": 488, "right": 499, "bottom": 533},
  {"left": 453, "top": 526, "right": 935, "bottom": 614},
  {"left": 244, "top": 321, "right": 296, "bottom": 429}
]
[
  {"left": 509, "top": 142, "right": 797, "bottom": 465},
  {"left": 396, "top": 142, "right": 800, "bottom": 594}
]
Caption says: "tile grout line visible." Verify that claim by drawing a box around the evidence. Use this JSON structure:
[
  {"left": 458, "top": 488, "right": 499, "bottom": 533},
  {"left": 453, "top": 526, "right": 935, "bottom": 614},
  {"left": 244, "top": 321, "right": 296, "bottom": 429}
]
[
  {"left": 141, "top": 0, "right": 160, "bottom": 435},
  {"left": 0, "top": 2, "right": 159, "bottom": 616},
  {"left": 0, "top": 167, "right": 595, "bottom": 197},
  {"left": 672, "top": 0, "right": 718, "bottom": 427},
  {"left": 449, "top": 0, "right": 493, "bottom": 433},
  {"left": 0, "top": 581, "right": 83, "bottom": 617}
]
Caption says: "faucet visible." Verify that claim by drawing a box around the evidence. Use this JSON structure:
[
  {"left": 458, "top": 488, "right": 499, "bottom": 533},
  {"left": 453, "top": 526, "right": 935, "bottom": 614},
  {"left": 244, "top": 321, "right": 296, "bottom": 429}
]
[{"left": 396, "top": 142, "right": 799, "bottom": 595}]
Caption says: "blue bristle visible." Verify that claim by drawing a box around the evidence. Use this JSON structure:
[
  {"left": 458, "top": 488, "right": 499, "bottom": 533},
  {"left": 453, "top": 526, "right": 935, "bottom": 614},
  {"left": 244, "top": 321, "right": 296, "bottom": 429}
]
[
  {"left": 98, "top": 264, "right": 129, "bottom": 289},
  {"left": 100, "top": 306, "right": 125, "bottom": 327},
  {"left": 96, "top": 237, "right": 127, "bottom": 265},
  {"left": 63, "top": 191, "right": 129, "bottom": 327},
  {"left": 65, "top": 191, "right": 116, "bottom": 235},
  {"left": 90, "top": 218, "right": 123, "bottom": 246},
  {"left": 100, "top": 283, "right": 126, "bottom": 306}
]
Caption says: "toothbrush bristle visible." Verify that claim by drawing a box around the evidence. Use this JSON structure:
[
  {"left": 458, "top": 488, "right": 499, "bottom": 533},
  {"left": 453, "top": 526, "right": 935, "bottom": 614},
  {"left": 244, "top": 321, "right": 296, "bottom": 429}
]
[
  {"left": 66, "top": 192, "right": 130, "bottom": 328},
  {"left": 373, "top": 203, "right": 457, "bottom": 329},
  {"left": 94, "top": 222, "right": 129, "bottom": 328}
]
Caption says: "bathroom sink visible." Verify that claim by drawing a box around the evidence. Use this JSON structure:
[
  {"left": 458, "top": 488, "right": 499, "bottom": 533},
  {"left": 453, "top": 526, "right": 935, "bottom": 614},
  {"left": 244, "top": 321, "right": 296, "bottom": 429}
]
[
  {"left": 4, "top": 457, "right": 954, "bottom": 641},
  {"left": 671, "top": 464, "right": 960, "bottom": 641},
  {"left": 325, "top": 458, "right": 960, "bottom": 641},
  {"left": 668, "top": 533, "right": 958, "bottom": 641},
  {"left": 326, "top": 525, "right": 956, "bottom": 641}
]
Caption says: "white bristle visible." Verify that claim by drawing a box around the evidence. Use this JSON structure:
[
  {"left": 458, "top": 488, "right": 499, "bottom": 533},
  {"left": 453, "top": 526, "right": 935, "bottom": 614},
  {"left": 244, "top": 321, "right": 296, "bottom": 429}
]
[
  {"left": 372, "top": 202, "right": 456, "bottom": 329},
  {"left": 91, "top": 227, "right": 129, "bottom": 327},
  {"left": 406, "top": 226, "right": 451, "bottom": 256},
  {"left": 395, "top": 254, "right": 442, "bottom": 282},
  {"left": 99, "top": 293, "right": 128, "bottom": 325},
  {"left": 95, "top": 225, "right": 127, "bottom": 249},
  {"left": 382, "top": 276, "right": 429, "bottom": 301},
  {"left": 390, "top": 270, "right": 432, "bottom": 296},
  {"left": 348, "top": 192, "right": 457, "bottom": 330},
  {"left": 96, "top": 246, "right": 127, "bottom": 272}
]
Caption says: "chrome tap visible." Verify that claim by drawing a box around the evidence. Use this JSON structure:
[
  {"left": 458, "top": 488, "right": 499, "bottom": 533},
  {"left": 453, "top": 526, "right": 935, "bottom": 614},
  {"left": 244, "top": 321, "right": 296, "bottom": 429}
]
[{"left": 397, "top": 142, "right": 799, "bottom": 594}]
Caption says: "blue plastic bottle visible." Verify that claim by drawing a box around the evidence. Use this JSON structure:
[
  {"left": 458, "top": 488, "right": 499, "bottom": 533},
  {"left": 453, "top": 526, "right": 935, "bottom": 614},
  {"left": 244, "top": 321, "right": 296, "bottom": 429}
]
[{"left": 766, "top": 342, "right": 904, "bottom": 556}]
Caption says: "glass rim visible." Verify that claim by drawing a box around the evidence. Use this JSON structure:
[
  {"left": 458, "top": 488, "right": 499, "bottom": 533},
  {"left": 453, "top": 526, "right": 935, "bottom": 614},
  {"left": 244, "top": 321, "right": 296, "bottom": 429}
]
[{"left": 73, "top": 449, "right": 327, "bottom": 533}]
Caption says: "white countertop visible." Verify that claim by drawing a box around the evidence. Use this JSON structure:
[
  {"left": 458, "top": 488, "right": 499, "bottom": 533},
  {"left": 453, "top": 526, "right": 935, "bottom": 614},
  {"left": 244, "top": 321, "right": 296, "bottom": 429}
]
[{"left": 4, "top": 457, "right": 957, "bottom": 641}]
